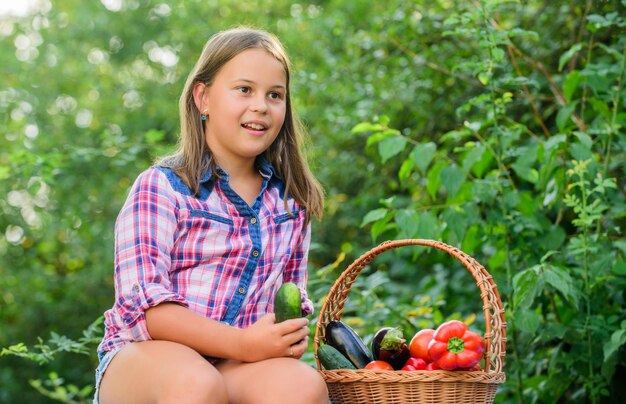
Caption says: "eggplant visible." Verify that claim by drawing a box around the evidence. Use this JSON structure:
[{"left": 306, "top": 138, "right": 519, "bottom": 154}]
[
  {"left": 371, "top": 327, "right": 411, "bottom": 370},
  {"left": 325, "top": 320, "right": 373, "bottom": 369}
]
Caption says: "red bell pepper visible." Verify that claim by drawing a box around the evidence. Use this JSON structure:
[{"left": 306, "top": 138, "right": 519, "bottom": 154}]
[
  {"left": 401, "top": 357, "right": 427, "bottom": 371},
  {"left": 427, "top": 320, "right": 485, "bottom": 370}
]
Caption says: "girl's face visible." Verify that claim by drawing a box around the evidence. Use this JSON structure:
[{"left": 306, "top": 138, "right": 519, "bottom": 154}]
[{"left": 200, "top": 48, "right": 287, "bottom": 170}]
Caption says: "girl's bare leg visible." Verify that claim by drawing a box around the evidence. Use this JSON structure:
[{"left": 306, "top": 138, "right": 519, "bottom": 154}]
[
  {"left": 216, "top": 357, "right": 328, "bottom": 404},
  {"left": 98, "top": 340, "right": 228, "bottom": 404}
]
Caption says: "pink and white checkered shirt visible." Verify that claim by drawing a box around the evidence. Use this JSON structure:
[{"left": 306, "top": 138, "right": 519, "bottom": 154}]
[{"left": 97, "top": 158, "right": 313, "bottom": 356}]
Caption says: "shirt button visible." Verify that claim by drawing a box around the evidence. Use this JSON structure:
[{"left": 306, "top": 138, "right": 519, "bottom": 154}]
[
  {"left": 250, "top": 217, "right": 257, "bottom": 224},
  {"left": 252, "top": 250, "right": 259, "bottom": 257},
  {"left": 238, "top": 287, "right": 246, "bottom": 294}
]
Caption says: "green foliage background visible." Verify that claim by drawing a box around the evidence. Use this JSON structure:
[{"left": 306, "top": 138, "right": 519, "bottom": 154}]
[{"left": 1, "top": 0, "right": 625, "bottom": 403}]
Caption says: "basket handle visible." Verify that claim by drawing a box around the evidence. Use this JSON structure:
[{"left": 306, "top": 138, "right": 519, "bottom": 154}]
[{"left": 313, "top": 239, "right": 506, "bottom": 373}]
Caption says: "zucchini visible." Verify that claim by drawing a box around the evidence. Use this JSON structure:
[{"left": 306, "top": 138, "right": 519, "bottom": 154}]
[
  {"left": 317, "top": 344, "right": 356, "bottom": 370},
  {"left": 325, "top": 320, "right": 373, "bottom": 369},
  {"left": 274, "top": 282, "right": 302, "bottom": 323}
]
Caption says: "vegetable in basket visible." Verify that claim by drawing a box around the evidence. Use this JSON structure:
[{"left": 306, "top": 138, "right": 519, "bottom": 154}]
[
  {"left": 401, "top": 357, "right": 427, "bottom": 371},
  {"left": 427, "top": 320, "right": 485, "bottom": 370},
  {"left": 371, "top": 327, "right": 411, "bottom": 370},
  {"left": 364, "top": 360, "right": 394, "bottom": 370},
  {"left": 325, "top": 320, "right": 373, "bottom": 369},
  {"left": 317, "top": 344, "right": 356, "bottom": 370},
  {"left": 409, "top": 328, "right": 434, "bottom": 362}
]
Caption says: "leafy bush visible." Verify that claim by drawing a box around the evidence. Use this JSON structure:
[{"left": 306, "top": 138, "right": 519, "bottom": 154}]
[{"left": 1, "top": 0, "right": 624, "bottom": 403}]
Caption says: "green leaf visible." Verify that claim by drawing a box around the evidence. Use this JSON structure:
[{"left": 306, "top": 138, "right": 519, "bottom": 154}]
[
  {"left": 543, "top": 265, "right": 579, "bottom": 306},
  {"left": 461, "top": 144, "right": 485, "bottom": 175},
  {"left": 587, "top": 13, "right": 621, "bottom": 31},
  {"left": 352, "top": 121, "right": 384, "bottom": 134},
  {"left": 514, "top": 309, "right": 541, "bottom": 334},
  {"left": 441, "top": 128, "right": 472, "bottom": 142},
  {"left": 442, "top": 207, "right": 469, "bottom": 242},
  {"left": 589, "top": 97, "right": 611, "bottom": 120},
  {"left": 563, "top": 70, "right": 582, "bottom": 102},
  {"left": 556, "top": 102, "right": 577, "bottom": 132},
  {"left": 361, "top": 208, "right": 389, "bottom": 227},
  {"left": 537, "top": 226, "right": 567, "bottom": 251},
  {"left": 544, "top": 134, "right": 567, "bottom": 153},
  {"left": 558, "top": 42, "right": 584, "bottom": 71},
  {"left": 378, "top": 115, "right": 391, "bottom": 126},
  {"left": 540, "top": 322, "right": 567, "bottom": 341},
  {"left": 511, "top": 146, "right": 539, "bottom": 184},
  {"left": 596, "top": 43, "right": 624, "bottom": 61},
  {"left": 478, "top": 71, "right": 492, "bottom": 85},
  {"left": 417, "top": 211, "right": 440, "bottom": 239},
  {"left": 488, "top": 249, "right": 508, "bottom": 270},
  {"left": 378, "top": 135, "right": 407, "bottom": 163},
  {"left": 370, "top": 211, "right": 395, "bottom": 241},
  {"left": 461, "top": 224, "right": 481, "bottom": 254},
  {"left": 492, "top": 47, "right": 505, "bottom": 61},
  {"left": 439, "top": 165, "right": 465, "bottom": 198},
  {"left": 604, "top": 328, "right": 626, "bottom": 362},
  {"left": 80, "top": 385, "right": 94, "bottom": 397},
  {"left": 0, "top": 343, "right": 29, "bottom": 356},
  {"left": 612, "top": 260, "right": 626, "bottom": 276},
  {"left": 571, "top": 143, "right": 593, "bottom": 161},
  {"left": 410, "top": 142, "right": 437, "bottom": 173},
  {"left": 396, "top": 209, "right": 419, "bottom": 238},
  {"left": 366, "top": 131, "right": 395, "bottom": 147},
  {"left": 398, "top": 158, "right": 415, "bottom": 183},
  {"left": 513, "top": 267, "right": 542, "bottom": 309},
  {"left": 427, "top": 162, "right": 445, "bottom": 199}
]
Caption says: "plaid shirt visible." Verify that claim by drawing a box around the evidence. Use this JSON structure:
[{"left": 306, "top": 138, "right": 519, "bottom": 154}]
[{"left": 97, "top": 158, "right": 313, "bottom": 355}]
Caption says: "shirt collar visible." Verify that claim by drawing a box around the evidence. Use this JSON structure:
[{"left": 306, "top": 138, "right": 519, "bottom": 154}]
[{"left": 198, "top": 155, "right": 277, "bottom": 184}]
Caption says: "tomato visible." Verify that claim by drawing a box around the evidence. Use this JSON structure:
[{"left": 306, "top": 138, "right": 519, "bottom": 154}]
[
  {"left": 425, "top": 362, "right": 440, "bottom": 370},
  {"left": 409, "top": 329, "right": 434, "bottom": 362},
  {"left": 364, "top": 360, "right": 394, "bottom": 370}
]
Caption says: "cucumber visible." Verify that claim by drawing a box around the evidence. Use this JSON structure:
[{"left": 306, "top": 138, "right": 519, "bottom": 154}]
[
  {"left": 274, "top": 282, "right": 302, "bottom": 323},
  {"left": 325, "top": 320, "right": 374, "bottom": 369},
  {"left": 317, "top": 344, "right": 356, "bottom": 370}
]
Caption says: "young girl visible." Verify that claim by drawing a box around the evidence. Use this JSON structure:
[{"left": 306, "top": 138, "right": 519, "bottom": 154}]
[{"left": 94, "top": 27, "right": 327, "bottom": 403}]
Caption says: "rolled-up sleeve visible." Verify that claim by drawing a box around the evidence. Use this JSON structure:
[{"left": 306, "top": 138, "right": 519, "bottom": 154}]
[
  {"left": 113, "top": 168, "right": 188, "bottom": 341},
  {"left": 283, "top": 218, "right": 314, "bottom": 316}
]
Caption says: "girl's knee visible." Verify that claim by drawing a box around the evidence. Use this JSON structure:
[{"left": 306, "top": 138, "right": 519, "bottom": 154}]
[
  {"left": 218, "top": 358, "right": 328, "bottom": 404},
  {"left": 166, "top": 362, "right": 227, "bottom": 404},
  {"left": 276, "top": 360, "right": 329, "bottom": 403},
  {"left": 298, "top": 363, "right": 328, "bottom": 403}
]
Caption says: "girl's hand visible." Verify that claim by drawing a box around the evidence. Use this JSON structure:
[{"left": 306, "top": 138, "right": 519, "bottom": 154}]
[{"left": 237, "top": 313, "right": 309, "bottom": 362}]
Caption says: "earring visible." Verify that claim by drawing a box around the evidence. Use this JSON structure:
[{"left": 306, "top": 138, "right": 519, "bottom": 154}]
[{"left": 201, "top": 109, "right": 208, "bottom": 121}]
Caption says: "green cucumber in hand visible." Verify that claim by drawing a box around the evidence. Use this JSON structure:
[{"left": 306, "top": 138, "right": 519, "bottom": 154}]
[{"left": 274, "top": 282, "right": 302, "bottom": 323}]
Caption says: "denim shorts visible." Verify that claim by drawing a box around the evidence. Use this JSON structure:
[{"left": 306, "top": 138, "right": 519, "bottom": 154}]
[{"left": 93, "top": 346, "right": 124, "bottom": 404}]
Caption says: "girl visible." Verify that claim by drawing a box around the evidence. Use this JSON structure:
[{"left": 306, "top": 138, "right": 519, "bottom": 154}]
[{"left": 94, "top": 27, "right": 327, "bottom": 403}]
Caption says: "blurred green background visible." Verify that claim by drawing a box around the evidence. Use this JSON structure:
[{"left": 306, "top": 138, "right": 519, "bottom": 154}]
[{"left": 1, "top": 0, "right": 625, "bottom": 403}]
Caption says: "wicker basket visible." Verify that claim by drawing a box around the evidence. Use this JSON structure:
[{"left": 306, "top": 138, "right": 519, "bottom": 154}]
[{"left": 313, "top": 239, "right": 506, "bottom": 404}]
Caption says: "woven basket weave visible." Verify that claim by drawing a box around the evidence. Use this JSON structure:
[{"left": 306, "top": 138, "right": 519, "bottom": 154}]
[{"left": 313, "top": 239, "right": 506, "bottom": 404}]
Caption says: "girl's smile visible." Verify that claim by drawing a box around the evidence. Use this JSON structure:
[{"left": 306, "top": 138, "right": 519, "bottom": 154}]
[{"left": 241, "top": 119, "right": 270, "bottom": 135}]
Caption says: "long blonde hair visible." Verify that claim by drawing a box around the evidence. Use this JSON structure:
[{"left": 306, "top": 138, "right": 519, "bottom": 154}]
[{"left": 158, "top": 27, "right": 324, "bottom": 222}]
